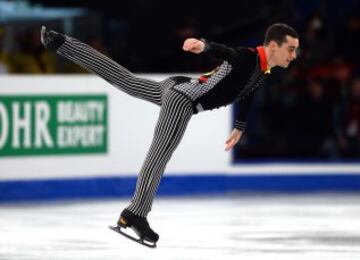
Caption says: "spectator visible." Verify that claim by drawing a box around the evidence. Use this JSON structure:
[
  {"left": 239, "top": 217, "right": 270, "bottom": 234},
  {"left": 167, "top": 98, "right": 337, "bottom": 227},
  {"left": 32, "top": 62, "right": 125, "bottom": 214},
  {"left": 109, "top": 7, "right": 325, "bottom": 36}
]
[
  {"left": 8, "top": 27, "right": 57, "bottom": 73},
  {"left": 299, "top": 79, "right": 337, "bottom": 157},
  {"left": 301, "top": 12, "right": 333, "bottom": 66},
  {"left": 0, "top": 26, "right": 10, "bottom": 74},
  {"left": 336, "top": 13, "right": 360, "bottom": 66},
  {"left": 338, "top": 77, "right": 360, "bottom": 157}
]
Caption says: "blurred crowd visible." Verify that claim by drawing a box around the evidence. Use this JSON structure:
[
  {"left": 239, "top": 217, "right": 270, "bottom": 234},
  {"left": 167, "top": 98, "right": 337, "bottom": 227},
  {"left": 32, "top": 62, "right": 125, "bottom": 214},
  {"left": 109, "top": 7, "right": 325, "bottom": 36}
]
[
  {"left": 236, "top": 10, "right": 360, "bottom": 160},
  {"left": 0, "top": 0, "right": 359, "bottom": 160}
]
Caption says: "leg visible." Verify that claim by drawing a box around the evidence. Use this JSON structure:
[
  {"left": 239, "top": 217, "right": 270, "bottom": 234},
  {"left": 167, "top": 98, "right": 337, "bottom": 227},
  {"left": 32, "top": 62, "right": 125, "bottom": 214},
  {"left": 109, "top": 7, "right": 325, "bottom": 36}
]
[
  {"left": 41, "top": 27, "right": 162, "bottom": 105},
  {"left": 127, "top": 90, "right": 194, "bottom": 217},
  {"left": 114, "top": 90, "right": 193, "bottom": 245}
]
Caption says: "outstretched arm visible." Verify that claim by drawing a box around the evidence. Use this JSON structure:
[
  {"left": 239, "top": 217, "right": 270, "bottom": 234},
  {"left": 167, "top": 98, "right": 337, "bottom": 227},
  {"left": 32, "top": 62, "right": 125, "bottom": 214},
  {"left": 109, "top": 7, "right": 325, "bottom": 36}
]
[{"left": 183, "top": 38, "right": 242, "bottom": 66}]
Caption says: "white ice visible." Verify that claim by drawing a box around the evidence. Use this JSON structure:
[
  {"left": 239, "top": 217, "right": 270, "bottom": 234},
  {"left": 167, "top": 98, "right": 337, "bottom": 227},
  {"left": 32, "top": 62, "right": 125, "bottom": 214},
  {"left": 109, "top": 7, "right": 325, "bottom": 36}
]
[{"left": 1, "top": 194, "right": 360, "bottom": 260}]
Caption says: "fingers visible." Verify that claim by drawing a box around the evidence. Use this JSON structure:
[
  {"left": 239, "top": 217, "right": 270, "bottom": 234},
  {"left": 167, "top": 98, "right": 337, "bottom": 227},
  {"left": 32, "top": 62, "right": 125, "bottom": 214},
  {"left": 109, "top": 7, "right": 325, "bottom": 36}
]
[
  {"left": 224, "top": 138, "right": 236, "bottom": 151},
  {"left": 183, "top": 42, "right": 194, "bottom": 51},
  {"left": 224, "top": 129, "right": 243, "bottom": 151},
  {"left": 183, "top": 38, "right": 200, "bottom": 52}
]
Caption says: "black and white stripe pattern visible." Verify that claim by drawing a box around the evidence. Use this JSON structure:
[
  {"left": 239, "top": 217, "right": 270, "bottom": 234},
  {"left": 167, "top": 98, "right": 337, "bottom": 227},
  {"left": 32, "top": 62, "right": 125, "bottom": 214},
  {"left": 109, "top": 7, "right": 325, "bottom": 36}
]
[
  {"left": 127, "top": 90, "right": 193, "bottom": 217},
  {"left": 173, "top": 61, "right": 233, "bottom": 101},
  {"left": 57, "top": 36, "right": 164, "bottom": 106},
  {"left": 234, "top": 121, "right": 247, "bottom": 131},
  {"left": 56, "top": 37, "right": 193, "bottom": 217}
]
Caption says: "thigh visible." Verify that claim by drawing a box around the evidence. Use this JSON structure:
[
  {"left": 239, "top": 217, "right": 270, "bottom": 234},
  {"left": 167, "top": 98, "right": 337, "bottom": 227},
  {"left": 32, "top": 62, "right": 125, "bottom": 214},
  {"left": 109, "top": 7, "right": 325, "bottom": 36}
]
[{"left": 152, "top": 90, "right": 193, "bottom": 156}]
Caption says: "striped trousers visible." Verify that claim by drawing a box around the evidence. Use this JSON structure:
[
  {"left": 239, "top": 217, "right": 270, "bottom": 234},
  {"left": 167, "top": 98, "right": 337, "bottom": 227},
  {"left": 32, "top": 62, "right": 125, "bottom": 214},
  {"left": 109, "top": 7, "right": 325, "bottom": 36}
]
[{"left": 58, "top": 36, "right": 194, "bottom": 217}]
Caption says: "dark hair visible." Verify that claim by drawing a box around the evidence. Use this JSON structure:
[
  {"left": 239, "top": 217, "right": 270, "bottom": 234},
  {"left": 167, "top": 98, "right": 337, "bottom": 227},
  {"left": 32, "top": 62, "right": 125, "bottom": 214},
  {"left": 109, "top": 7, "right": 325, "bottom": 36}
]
[{"left": 264, "top": 23, "right": 299, "bottom": 46}]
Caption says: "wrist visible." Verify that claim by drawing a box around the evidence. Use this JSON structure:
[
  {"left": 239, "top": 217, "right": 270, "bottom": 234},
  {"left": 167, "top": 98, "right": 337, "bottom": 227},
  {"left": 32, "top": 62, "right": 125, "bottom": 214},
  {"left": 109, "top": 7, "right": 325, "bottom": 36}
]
[
  {"left": 234, "top": 120, "right": 246, "bottom": 131},
  {"left": 200, "top": 38, "right": 210, "bottom": 52}
]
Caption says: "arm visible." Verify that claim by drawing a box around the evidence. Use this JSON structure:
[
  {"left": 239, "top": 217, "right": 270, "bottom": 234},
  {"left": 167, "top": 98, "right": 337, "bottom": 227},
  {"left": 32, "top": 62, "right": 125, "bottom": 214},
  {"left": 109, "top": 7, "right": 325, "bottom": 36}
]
[
  {"left": 225, "top": 91, "right": 256, "bottom": 151},
  {"left": 183, "top": 38, "right": 241, "bottom": 66},
  {"left": 235, "top": 91, "right": 256, "bottom": 132}
]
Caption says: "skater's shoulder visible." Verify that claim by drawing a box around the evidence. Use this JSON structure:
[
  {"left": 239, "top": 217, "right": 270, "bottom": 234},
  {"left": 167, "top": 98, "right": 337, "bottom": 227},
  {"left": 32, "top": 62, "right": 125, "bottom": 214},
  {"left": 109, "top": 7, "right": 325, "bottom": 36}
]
[
  {"left": 232, "top": 46, "right": 259, "bottom": 68},
  {"left": 235, "top": 46, "right": 258, "bottom": 57}
]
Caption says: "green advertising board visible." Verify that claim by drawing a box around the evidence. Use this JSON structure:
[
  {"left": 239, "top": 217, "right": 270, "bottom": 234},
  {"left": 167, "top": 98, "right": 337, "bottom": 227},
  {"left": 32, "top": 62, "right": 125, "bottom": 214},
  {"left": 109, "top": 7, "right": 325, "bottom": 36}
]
[{"left": 0, "top": 95, "right": 107, "bottom": 156}]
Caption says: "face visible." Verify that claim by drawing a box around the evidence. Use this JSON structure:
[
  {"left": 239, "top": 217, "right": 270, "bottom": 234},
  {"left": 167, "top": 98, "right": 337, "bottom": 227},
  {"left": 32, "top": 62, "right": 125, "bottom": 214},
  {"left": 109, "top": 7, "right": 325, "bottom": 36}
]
[{"left": 269, "top": 36, "right": 299, "bottom": 68}]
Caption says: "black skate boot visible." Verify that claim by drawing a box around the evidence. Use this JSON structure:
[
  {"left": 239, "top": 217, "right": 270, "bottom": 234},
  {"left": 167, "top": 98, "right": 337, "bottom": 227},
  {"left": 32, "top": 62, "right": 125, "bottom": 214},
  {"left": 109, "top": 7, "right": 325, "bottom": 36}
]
[
  {"left": 40, "top": 26, "right": 65, "bottom": 51},
  {"left": 109, "top": 209, "right": 159, "bottom": 248}
]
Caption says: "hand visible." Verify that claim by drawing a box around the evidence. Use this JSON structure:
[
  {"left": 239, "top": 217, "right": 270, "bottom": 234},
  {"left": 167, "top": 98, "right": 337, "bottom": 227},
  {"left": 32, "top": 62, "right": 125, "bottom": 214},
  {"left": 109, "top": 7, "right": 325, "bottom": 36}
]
[
  {"left": 182, "top": 38, "right": 205, "bottom": 54},
  {"left": 225, "top": 129, "right": 243, "bottom": 151}
]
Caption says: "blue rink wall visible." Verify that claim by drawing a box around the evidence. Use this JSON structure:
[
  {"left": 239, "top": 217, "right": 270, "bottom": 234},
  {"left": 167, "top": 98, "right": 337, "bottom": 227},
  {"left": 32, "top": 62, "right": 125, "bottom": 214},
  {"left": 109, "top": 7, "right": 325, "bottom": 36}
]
[
  {"left": 1, "top": 174, "right": 360, "bottom": 203},
  {"left": 1, "top": 76, "right": 360, "bottom": 203}
]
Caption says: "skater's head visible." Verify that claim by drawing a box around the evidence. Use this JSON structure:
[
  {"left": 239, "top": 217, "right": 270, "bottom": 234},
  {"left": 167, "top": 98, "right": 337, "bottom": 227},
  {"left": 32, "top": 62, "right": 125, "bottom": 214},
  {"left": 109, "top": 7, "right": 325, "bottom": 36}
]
[{"left": 263, "top": 23, "right": 299, "bottom": 68}]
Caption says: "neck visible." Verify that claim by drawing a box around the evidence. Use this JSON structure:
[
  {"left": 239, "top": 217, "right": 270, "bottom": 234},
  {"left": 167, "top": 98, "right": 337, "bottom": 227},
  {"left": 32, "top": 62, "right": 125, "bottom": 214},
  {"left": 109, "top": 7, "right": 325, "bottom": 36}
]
[{"left": 263, "top": 45, "right": 275, "bottom": 68}]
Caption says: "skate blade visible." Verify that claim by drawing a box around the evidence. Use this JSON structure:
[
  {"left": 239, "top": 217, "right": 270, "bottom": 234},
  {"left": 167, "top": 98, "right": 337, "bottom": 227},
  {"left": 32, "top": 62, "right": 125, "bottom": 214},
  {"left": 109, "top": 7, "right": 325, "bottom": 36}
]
[{"left": 109, "top": 226, "right": 157, "bottom": 248}]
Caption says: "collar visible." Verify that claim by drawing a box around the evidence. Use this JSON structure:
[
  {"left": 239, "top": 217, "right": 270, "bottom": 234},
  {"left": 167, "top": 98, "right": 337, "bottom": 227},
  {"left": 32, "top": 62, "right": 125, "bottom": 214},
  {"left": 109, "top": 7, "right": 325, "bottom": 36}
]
[{"left": 256, "top": 46, "right": 271, "bottom": 74}]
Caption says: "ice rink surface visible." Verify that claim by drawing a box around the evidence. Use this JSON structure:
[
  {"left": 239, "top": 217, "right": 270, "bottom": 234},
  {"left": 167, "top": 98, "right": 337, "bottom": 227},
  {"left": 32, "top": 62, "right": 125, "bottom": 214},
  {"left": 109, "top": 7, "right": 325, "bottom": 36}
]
[{"left": 1, "top": 194, "right": 360, "bottom": 260}]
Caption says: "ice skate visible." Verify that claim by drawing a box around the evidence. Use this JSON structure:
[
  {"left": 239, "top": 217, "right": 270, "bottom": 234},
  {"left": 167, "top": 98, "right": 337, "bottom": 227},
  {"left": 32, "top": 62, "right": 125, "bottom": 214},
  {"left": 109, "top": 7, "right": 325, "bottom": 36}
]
[
  {"left": 40, "top": 26, "right": 65, "bottom": 51},
  {"left": 109, "top": 209, "right": 159, "bottom": 248}
]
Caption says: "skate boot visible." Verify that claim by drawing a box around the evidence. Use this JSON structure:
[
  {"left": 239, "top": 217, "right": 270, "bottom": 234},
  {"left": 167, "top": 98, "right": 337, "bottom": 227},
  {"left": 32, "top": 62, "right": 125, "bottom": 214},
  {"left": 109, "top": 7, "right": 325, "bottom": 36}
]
[
  {"left": 109, "top": 209, "right": 159, "bottom": 248},
  {"left": 40, "top": 26, "right": 65, "bottom": 51}
]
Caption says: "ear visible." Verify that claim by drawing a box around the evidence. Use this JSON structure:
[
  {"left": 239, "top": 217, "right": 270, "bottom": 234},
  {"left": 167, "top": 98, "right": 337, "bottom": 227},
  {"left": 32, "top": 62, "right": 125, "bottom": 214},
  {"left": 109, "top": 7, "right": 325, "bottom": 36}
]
[{"left": 269, "top": 40, "right": 278, "bottom": 50}]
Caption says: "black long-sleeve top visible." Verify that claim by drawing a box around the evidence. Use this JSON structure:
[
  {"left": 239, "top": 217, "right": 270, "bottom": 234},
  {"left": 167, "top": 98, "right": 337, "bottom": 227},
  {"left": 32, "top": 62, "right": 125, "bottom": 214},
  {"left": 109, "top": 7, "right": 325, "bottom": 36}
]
[{"left": 172, "top": 40, "right": 271, "bottom": 131}]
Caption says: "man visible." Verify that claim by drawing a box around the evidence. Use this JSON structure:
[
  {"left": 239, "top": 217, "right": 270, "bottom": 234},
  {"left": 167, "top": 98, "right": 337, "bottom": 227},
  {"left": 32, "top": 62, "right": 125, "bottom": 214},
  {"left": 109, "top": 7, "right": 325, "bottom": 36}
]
[{"left": 41, "top": 23, "right": 299, "bottom": 247}]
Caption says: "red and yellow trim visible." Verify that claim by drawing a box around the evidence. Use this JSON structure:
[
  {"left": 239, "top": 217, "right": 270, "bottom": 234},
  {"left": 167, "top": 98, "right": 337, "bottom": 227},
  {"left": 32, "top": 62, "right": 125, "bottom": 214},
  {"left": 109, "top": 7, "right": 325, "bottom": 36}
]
[
  {"left": 198, "top": 66, "right": 220, "bottom": 83},
  {"left": 256, "top": 46, "right": 271, "bottom": 74}
]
